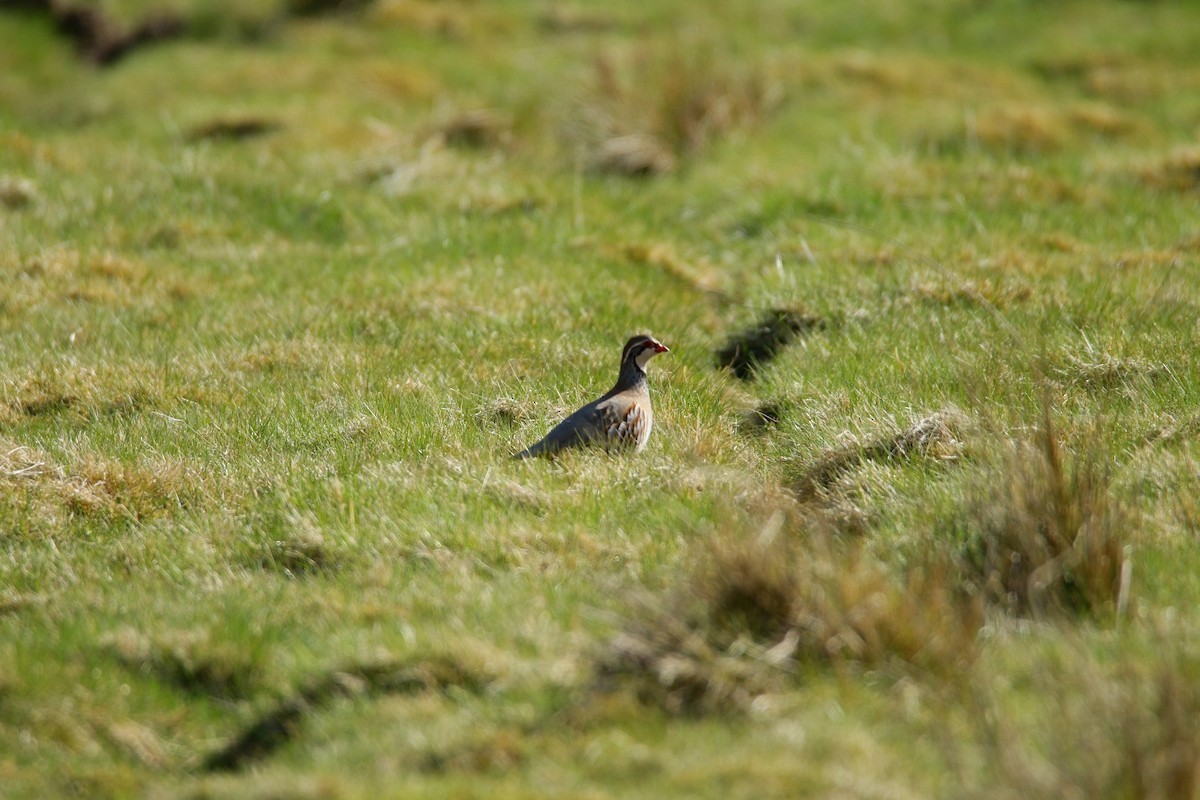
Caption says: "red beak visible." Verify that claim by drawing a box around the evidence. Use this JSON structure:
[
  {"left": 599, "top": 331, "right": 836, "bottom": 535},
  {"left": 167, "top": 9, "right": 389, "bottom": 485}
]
[{"left": 655, "top": 342, "right": 670, "bottom": 353}]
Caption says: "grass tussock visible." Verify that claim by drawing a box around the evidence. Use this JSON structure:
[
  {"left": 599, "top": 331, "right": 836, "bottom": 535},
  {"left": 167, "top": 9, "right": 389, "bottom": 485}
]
[
  {"left": 931, "top": 103, "right": 1136, "bottom": 158},
  {"left": 574, "top": 45, "right": 782, "bottom": 175},
  {"left": 795, "top": 407, "right": 969, "bottom": 500},
  {"left": 1051, "top": 351, "right": 1167, "bottom": 392},
  {"left": 598, "top": 513, "right": 981, "bottom": 715},
  {"left": 2, "top": 441, "right": 198, "bottom": 529},
  {"left": 964, "top": 642, "right": 1200, "bottom": 800},
  {"left": 3, "top": 249, "right": 194, "bottom": 315},
  {"left": 0, "top": 175, "right": 37, "bottom": 209},
  {"left": 435, "top": 109, "right": 511, "bottom": 150},
  {"left": 902, "top": 277, "right": 1035, "bottom": 310},
  {"left": 957, "top": 419, "right": 1133, "bottom": 619},
  {"left": 1141, "top": 149, "right": 1200, "bottom": 193},
  {"left": 715, "top": 306, "right": 825, "bottom": 381}
]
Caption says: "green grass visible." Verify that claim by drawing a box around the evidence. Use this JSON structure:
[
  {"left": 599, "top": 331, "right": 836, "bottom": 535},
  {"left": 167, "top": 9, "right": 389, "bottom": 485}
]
[{"left": 3, "top": 0, "right": 1200, "bottom": 797}]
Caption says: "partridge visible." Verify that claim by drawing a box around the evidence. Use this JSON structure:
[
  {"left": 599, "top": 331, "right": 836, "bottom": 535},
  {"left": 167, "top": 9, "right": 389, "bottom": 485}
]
[{"left": 514, "top": 334, "right": 669, "bottom": 459}]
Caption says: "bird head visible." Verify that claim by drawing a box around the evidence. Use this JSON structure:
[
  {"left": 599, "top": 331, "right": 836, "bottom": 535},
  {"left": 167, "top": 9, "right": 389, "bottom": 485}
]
[{"left": 622, "top": 334, "right": 670, "bottom": 371}]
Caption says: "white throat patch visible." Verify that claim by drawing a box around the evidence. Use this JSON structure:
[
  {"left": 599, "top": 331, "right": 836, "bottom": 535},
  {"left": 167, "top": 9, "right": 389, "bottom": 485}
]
[{"left": 634, "top": 346, "right": 658, "bottom": 370}]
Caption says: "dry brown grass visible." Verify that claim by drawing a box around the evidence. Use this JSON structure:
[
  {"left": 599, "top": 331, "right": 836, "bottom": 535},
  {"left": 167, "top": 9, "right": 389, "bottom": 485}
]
[
  {"left": 617, "top": 242, "right": 727, "bottom": 300},
  {"left": 1051, "top": 351, "right": 1167, "bottom": 393},
  {"left": 956, "top": 418, "right": 1133, "bottom": 619},
  {"left": 572, "top": 45, "right": 782, "bottom": 175},
  {"left": 1141, "top": 149, "right": 1200, "bottom": 193},
  {"left": 1, "top": 248, "right": 197, "bottom": 316},
  {"left": 901, "top": 277, "right": 1035, "bottom": 310},
  {"left": 598, "top": 512, "right": 981, "bottom": 715},
  {"left": 928, "top": 101, "right": 1138, "bottom": 158},
  {"left": 1, "top": 440, "right": 198, "bottom": 531}
]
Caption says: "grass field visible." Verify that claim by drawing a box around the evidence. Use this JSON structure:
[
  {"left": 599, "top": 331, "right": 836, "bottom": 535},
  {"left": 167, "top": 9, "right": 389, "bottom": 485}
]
[{"left": 3, "top": 0, "right": 1200, "bottom": 797}]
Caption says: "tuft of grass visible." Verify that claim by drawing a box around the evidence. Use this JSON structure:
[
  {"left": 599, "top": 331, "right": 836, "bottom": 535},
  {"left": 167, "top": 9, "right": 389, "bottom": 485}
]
[
  {"left": 590, "top": 133, "right": 676, "bottom": 177},
  {"left": 1, "top": 441, "right": 198, "bottom": 531},
  {"left": 1141, "top": 149, "right": 1200, "bottom": 193},
  {"left": 0, "top": 175, "right": 37, "bottom": 209},
  {"left": 794, "top": 407, "right": 969, "bottom": 500},
  {"left": 435, "top": 109, "right": 511, "bottom": 150},
  {"left": 598, "top": 512, "right": 981, "bottom": 715},
  {"left": 963, "top": 639, "right": 1200, "bottom": 800},
  {"left": 572, "top": 43, "right": 782, "bottom": 174},
  {"left": 956, "top": 417, "right": 1133, "bottom": 619}
]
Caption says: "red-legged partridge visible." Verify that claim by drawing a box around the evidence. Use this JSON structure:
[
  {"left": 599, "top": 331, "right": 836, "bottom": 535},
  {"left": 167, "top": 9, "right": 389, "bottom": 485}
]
[{"left": 514, "top": 334, "right": 669, "bottom": 459}]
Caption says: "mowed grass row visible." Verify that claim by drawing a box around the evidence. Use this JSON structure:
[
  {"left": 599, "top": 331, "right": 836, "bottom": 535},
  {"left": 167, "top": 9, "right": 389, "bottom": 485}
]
[{"left": 3, "top": 0, "right": 1200, "bottom": 796}]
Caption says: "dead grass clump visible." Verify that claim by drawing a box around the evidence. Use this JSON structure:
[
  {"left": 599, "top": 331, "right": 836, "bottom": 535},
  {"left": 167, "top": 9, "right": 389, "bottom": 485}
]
[
  {"left": 903, "top": 278, "right": 1034, "bottom": 310},
  {"left": 435, "top": 109, "right": 511, "bottom": 149},
  {"left": 575, "top": 46, "right": 782, "bottom": 175},
  {"left": 57, "top": 458, "right": 192, "bottom": 522},
  {"left": 1066, "top": 102, "right": 1136, "bottom": 138},
  {"left": 957, "top": 421, "right": 1132, "bottom": 618},
  {"left": 0, "top": 176, "right": 37, "bottom": 209},
  {"left": 473, "top": 396, "right": 529, "bottom": 427},
  {"left": 6, "top": 249, "right": 190, "bottom": 315},
  {"left": 591, "top": 134, "right": 676, "bottom": 177},
  {"left": 976, "top": 106, "right": 1067, "bottom": 154},
  {"left": 963, "top": 642, "right": 1200, "bottom": 800},
  {"left": 715, "top": 307, "right": 825, "bottom": 381},
  {"left": 420, "top": 730, "right": 525, "bottom": 774},
  {"left": 619, "top": 242, "right": 727, "bottom": 300},
  {"left": 1141, "top": 149, "right": 1200, "bottom": 193},
  {"left": 106, "top": 627, "right": 265, "bottom": 701},
  {"left": 1051, "top": 351, "right": 1166, "bottom": 392},
  {"left": 794, "top": 407, "right": 969, "bottom": 499},
  {"left": 598, "top": 514, "right": 981, "bottom": 715},
  {"left": 72, "top": 459, "right": 191, "bottom": 520},
  {"left": 6, "top": 364, "right": 158, "bottom": 421},
  {"left": 204, "top": 655, "right": 491, "bottom": 772},
  {"left": 2, "top": 441, "right": 196, "bottom": 530}
]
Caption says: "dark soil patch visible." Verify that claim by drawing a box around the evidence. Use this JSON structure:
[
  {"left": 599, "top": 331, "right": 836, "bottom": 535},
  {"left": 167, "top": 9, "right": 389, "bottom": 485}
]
[
  {"left": 738, "top": 401, "right": 783, "bottom": 433},
  {"left": 715, "top": 308, "right": 824, "bottom": 380},
  {"left": 203, "top": 656, "right": 489, "bottom": 772},
  {"left": 187, "top": 116, "right": 282, "bottom": 142},
  {"left": 1, "top": 0, "right": 186, "bottom": 66}
]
